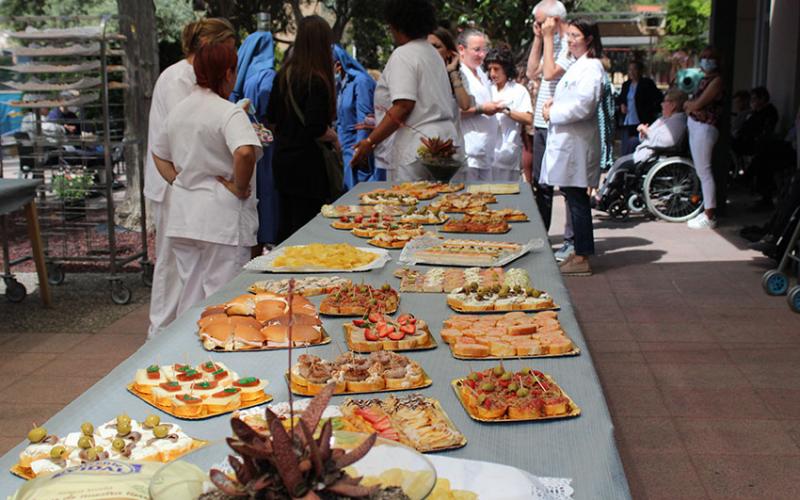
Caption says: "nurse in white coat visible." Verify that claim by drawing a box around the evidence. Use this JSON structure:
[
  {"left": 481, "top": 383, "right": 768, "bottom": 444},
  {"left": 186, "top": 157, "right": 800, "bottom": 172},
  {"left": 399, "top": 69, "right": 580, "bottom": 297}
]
[
  {"left": 152, "top": 42, "right": 262, "bottom": 316},
  {"left": 484, "top": 47, "right": 533, "bottom": 182},
  {"left": 145, "top": 18, "right": 235, "bottom": 339},
  {"left": 541, "top": 18, "right": 606, "bottom": 276}
]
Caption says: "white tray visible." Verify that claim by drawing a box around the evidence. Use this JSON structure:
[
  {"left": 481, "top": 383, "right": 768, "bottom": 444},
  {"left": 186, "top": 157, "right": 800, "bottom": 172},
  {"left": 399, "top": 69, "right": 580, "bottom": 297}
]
[{"left": 244, "top": 245, "right": 391, "bottom": 273}]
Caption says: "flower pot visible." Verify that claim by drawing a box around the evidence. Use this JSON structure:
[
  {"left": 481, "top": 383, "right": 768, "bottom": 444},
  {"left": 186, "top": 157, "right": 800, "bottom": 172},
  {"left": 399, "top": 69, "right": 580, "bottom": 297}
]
[{"left": 62, "top": 198, "right": 86, "bottom": 221}]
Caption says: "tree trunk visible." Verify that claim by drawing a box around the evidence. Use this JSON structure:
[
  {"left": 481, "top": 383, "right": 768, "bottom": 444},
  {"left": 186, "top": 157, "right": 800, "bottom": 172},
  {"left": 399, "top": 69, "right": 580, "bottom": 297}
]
[{"left": 116, "top": 0, "right": 159, "bottom": 230}]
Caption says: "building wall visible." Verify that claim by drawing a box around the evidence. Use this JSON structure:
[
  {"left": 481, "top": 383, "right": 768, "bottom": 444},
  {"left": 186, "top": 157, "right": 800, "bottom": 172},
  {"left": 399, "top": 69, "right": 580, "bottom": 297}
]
[
  {"left": 766, "top": 0, "right": 800, "bottom": 130},
  {"left": 732, "top": 0, "right": 756, "bottom": 91}
]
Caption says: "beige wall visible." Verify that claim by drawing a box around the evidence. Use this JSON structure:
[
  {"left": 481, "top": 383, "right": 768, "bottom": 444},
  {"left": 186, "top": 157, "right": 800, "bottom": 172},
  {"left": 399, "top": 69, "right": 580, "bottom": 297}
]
[{"left": 766, "top": 0, "right": 800, "bottom": 130}]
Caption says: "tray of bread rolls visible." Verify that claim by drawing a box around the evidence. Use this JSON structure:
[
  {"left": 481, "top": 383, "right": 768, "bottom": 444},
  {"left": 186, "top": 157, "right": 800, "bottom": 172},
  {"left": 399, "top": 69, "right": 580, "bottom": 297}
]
[
  {"left": 196, "top": 292, "right": 331, "bottom": 352},
  {"left": 127, "top": 361, "right": 272, "bottom": 420},
  {"left": 286, "top": 352, "right": 432, "bottom": 397}
]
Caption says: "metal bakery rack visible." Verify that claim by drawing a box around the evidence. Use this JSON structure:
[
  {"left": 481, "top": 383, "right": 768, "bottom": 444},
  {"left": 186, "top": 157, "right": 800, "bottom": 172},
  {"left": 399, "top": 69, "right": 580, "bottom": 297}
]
[{"left": 0, "top": 15, "right": 150, "bottom": 304}]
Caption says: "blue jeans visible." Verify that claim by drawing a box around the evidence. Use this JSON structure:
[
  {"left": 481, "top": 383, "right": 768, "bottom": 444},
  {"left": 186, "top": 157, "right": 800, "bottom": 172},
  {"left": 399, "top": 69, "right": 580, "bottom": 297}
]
[{"left": 560, "top": 187, "right": 595, "bottom": 256}]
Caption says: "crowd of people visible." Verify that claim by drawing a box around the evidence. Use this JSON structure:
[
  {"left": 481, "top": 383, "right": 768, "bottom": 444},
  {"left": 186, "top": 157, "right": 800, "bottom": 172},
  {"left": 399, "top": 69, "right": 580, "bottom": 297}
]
[{"left": 141, "top": 0, "right": 798, "bottom": 338}]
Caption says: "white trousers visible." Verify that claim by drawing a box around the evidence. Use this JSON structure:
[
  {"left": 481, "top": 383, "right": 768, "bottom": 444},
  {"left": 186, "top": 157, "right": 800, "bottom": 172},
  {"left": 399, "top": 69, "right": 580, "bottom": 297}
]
[
  {"left": 687, "top": 117, "right": 719, "bottom": 210},
  {"left": 464, "top": 167, "right": 491, "bottom": 182},
  {"left": 490, "top": 168, "right": 522, "bottom": 182},
  {"left": 147, "top": 194, "right": 181, "bottom": 340},
  {"left": 170, "top": 237, "right": 250, "bottom": 318}
]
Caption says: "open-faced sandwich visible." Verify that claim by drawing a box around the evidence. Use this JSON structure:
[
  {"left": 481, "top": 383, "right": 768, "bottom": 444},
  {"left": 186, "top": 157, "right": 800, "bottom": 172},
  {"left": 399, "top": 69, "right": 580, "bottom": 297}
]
[
  {"left": 464, "top": 208, "right": 528, "bottom": 222},
  {"left": 441, "top": 213, "right": 511, "bottom": 234},
  {"left": 359, "top": 189, "right": 419, "bottom": 206},
  {"left": 367, "top": 227, "right": 431, "bottom": 249},
  {"left": 454, "top": 365, "right": 579, "bottom": 421},
  {"left": 343, "top": 312, "right": 432, "bottom": 351},
  {"left": 410, "top": 238, "right": 525, "bottom": 266},
  {"left": 394, "top": 267, "right": 529, "bottom": 293},
  {"left": 350, "top": 221, "right": 422, "bottom": 239},
  {"left": 248, "top": 276, "right": 351, "bottom": 296},
  {"left": 429, "top": 193, "right": 496, "bottom": 213},
  {"left": 289, "top": 351, "right": 428, "bottom": 395},
  {"left": 320, "top": 204, "right": 405, "bottom": 218},
  {"left": 319, "top": 282, "right": 399, "bottom": 316},
  {"left": 446, "top": 282, "right": 557, "bottom": 312}
]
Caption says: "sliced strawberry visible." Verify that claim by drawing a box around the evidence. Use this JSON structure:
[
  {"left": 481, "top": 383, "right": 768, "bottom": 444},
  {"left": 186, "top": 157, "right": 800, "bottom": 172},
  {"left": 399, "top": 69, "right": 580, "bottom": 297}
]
[
  {"left": 352, "top": 319, "right": 366, "bottom": 327},
  {"left": 377, "top": 324, "right": 393, "bottom": 338},
  {"left": 339, "top": 216, "right": 349, "bottom": 222},
  {"left": 400, "top": 324, "right": 416, "bottom": 335},
  {"left": 368, "top": 311, "right": 382, "bottom": 323},
  {"left": 354, "top": 215, "right": 364, "bottom": 223},
  {"left": 397, "top": 314, "right": 411, "bottom": 325},
  {"left": 364, "top": 328, "right": 379, "bottom": 341},
  {"left": 388, "top": 328, "right": 405, "bottom": 341}
]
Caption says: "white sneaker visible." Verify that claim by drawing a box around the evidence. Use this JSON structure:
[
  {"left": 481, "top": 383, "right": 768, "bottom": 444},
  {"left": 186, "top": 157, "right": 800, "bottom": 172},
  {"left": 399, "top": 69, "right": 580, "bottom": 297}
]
[{"left": 687, "top": 213, "right": 717, "bottom": 229}]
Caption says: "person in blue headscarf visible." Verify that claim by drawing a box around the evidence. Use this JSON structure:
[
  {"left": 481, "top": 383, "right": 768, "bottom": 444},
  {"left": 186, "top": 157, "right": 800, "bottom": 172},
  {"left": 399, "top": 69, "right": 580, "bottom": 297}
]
[
  {"left": 333, "top": 44, "right": 385, "bottom": 189},
  {"left": 230, "top": 30, "right": 280, "bottom": 246}
]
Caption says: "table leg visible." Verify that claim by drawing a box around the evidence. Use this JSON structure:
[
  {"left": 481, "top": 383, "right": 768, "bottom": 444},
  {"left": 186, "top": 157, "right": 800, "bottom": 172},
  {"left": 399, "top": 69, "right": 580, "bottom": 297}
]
[{"left": 24, "top": 200, "right": 51, "bottom": 307}]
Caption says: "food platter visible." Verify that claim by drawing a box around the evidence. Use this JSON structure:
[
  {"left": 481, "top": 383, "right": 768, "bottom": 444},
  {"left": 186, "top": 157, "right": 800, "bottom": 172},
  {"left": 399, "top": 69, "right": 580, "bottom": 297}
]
[
  {"left": 344, "top": 319, "right": 439, "bottom": 353},
  {"left": 399, "top": 236, "right": 541, "bottom": 268},
  {"left": 244, "top": 244, "right": 391, "bottom": 273},
  {"left": 128, "top": 384, "right": 273, "bottom": 420},
  {"left": 200, "top": 327, "right": 332, "bottom": 352},
  {"left": 286, "top": 372, "right": 433, "bottom": 397},
  {"left": 466, "top": 183, "right": 521, "bottom": 195}
]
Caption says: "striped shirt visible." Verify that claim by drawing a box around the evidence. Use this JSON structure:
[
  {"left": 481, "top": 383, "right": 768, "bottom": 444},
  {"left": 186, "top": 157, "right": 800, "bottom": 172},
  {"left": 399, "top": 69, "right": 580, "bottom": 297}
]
[{"left": 533, "top": 34, "right": 574, "bottom": 129}]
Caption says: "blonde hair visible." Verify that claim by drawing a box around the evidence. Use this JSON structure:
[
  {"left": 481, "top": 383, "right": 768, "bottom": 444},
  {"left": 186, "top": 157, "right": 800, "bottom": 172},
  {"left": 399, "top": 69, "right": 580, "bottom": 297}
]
[{"left": 181, "top": 18, "right": 235, "bottom": 57}]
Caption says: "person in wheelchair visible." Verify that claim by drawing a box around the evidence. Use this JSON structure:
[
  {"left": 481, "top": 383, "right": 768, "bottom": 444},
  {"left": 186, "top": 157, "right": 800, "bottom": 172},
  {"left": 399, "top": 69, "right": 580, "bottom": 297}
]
[{"left": 596, "top": 89, "right": 687, "bottom": 212}]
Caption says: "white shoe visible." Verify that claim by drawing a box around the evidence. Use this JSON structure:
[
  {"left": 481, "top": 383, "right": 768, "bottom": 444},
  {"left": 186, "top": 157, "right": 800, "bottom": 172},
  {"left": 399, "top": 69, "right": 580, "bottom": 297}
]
[{"left": 687, "top": 213, "right": 717, "bottom": 229}]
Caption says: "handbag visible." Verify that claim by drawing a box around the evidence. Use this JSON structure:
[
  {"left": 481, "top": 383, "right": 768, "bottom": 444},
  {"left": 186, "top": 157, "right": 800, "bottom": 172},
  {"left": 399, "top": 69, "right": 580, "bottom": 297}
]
[{"left": 285, "top": 72, "right": 344, "bottom": 201}]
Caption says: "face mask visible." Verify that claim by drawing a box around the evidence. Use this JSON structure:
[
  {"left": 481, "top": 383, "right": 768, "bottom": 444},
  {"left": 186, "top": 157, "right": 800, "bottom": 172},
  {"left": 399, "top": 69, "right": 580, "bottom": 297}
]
[{"left": 699, "top": 58, "right": 717, "bottom": 72}]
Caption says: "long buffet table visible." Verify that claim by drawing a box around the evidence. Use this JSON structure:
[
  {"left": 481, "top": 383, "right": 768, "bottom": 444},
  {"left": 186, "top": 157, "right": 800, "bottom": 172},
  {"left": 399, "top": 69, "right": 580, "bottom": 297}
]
[{"left": 0, "top": 181, "right": 631, "bottom": 499}]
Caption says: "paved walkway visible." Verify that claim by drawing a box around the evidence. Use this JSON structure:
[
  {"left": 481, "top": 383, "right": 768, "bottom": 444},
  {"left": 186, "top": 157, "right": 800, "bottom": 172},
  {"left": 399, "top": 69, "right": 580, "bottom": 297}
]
[{"left": 1, "top": 198, "right": 798, "bottom": 499}]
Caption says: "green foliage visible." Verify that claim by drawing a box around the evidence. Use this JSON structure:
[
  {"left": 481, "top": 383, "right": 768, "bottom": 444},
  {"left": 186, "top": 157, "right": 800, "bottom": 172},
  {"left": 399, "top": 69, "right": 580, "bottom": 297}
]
[
  {"left": 661, "top": 0, "right": 710, "bottom": 53},
  {"left": 52, "top": 168, "right": 93, "bottom": 200},
  {"left": 154, "top": 0, "right": 196, "bottom": 43},
  {"left": 349, "top": 0, "right": 393, "bottom": 69}
]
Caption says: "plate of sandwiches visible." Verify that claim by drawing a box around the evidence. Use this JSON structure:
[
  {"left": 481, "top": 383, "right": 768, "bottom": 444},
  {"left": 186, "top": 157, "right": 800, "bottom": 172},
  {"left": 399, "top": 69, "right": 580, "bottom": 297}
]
[
  {"left": 391, "top": 180, "right": 464, "bottom": 195},
  {"left": 446, "top": 282, "right": 558, "bottom": 313},
  {"left": 359, "top": 189, "right": 419, "bottom": 206},
  {"left": 339, "top": 394, "right": 467, "bottom": 453},
  {"left": 429, "top": 193, "right": 497, "bottom": 213},
  {"left": 12, "top": 415, "right": 206, "bottom": 480},
  {"left": 197, "top": 292, "right": 329, "bottom": 351},
  {"left": 287, "top": 352, "right": 432, "bottom": 396},
  {"left": 452, "top": 366, "right": 580, "bottom": 422},
  {"left": 394, "top": 267, "right": 530, "bottom": 293},
  {"left": 343, "top": 312, "right": 437, "bottom": 352},
  {"left": 440, "top": 213, "right": 511, "bottom": 234},
  {"left": 128, "top": 361, "right": 272, "bottom": 419},
  {"left": 399, "top": 236, "right": 538, "bottom": 267},
  {"left": 321, "top": 204, "right": 407, "bottom": 218},
  {"left": 368, "top": 228, "right": 435, "bottom": 250},
  {"left": 466, "top": 208, "right": 528, "bottom": 222},
  {"left": 441, "top": 311, "right": 578, "bottom": 359},
  {"left": 248, "top": 276, "right": 351, "bottom": 296},
  {"left": 466, "top": 183, "right": 521, "bottom": 195},
  {"left": 319, "top": 282, "right": 400, "bottom": 316}
]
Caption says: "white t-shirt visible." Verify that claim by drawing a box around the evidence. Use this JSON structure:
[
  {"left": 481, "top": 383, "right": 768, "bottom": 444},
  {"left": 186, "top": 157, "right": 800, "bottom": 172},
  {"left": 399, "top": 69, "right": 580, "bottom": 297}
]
[
  {"left": 491, "top": 81, "right": 533, "bottom": 171},
  {"left": 144, "top": 59, "right": 196, "bottom": 203},
  {"left": 460, "top": 65, "right": 497, "bottom": 170},
  {"left": 534, "top": 34, "right": 573, "bottom": 129},
  {"left": 373, "top": 39, "right": 458, "bottom": 172},
  {"left": 152, "top": 87, "right": 263, "bottom": 247}
]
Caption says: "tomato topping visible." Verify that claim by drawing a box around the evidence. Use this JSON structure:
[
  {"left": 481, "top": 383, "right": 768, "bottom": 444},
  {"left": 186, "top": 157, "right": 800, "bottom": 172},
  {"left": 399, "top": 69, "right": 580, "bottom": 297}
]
[
  {"left": 368, "top": 312, "right": 382, "bottom": 323},
  {"left": 177, "top": 394, "right": 202, "bottom": 404},
  {"left": 364, "top": 328, "right": 379, "bottom": 342},
  {"left": 234, "top": 377, "right": 260, "bottom": 387},
  {"left": 388, "top": 329, "right": 405, "bottom": 341},
  {"left": 212, "top": 388, "right": 241, "bottom": 398},
  {"left": 193, "top": 380, "right": 218, "bottom": 390},
  {"left": 339, "top": 216, "right": 349, "bottom": 222},
  {"left": 201, "top": 361, "right": 218, "bottom": 372},
  {"left": 159, "top": 382, "right": 181, "bottom": 392},
  {"left": 354, "top": 215, "right": 363, "bottom": 223},
  {"left": 378, "top": 325, "right": 394, "bottom": 338},
  {"left": 173, "top": 364, "right": 191, "bottom": 372},
  {"left": 176, "top": 370, "right": 202, "bottom": 382},
  {"left": 212, "top": 369, "right": 228, "bottom": 380},
  {"left": 146, "top": 365, "right": 160, "bottom": 379},
  {"left": 400, "top": 324, "right": 416, "bottom": 335}
]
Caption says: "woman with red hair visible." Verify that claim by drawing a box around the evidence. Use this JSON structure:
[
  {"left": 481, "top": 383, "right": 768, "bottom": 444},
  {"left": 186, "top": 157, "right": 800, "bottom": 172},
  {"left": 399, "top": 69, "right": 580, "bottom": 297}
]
[{"left": 151, "top": 42, "right": 262, "bottom": 315}]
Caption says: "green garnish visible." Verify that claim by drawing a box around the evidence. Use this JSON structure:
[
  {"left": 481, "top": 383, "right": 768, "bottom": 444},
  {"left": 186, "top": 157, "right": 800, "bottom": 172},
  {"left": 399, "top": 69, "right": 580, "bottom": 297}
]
[
  {"left": 237, "top": 377, "right": 257, "bottom": 384},
  {"left": 146, "top": 365, "right": 159, "bottom": 373}
]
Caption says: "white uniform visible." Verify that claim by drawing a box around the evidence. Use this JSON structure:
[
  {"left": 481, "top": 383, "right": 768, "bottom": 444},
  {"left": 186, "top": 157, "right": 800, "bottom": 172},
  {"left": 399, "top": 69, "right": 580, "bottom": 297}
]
[
  {"left": 373, "top": 39, "right": 459, "bottom": 181},
  {"left": 152, "top": 87, "right": 262, "bottom": 316},
  {"left": 145, "top": 59, "right": 195, "bottom": 339},
  {"left": 541, "top": 55, "right": 605, "bottom": 189},
  {"left": 460, "top": 65, "right": 496, "bottom": 181},
  {"left": 491, "top": 80, "right": 533, "bottom": 181}
]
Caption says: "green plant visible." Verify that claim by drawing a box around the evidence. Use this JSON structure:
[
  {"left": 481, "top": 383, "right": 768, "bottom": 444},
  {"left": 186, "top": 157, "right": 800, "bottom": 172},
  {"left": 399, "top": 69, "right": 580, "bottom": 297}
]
[
  {"left": 661, "top": 0, "right": 711, "bottom": 53},
  {"left": 51, "top": 168, "right": 93, "bottom": 200}
]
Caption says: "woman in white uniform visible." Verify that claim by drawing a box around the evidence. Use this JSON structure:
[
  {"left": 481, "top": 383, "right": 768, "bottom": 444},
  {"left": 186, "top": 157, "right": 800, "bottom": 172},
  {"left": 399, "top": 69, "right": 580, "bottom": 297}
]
[
  {"left": 541, "top": 18, "right": 606, "bottom": 276},
  {"left": 350, "top": 0, "right": 459, "bottom": 180},
  {"left": 484, "top": 47, "right": 533, "bottom": 182},
  {"left": 151, "top": 42, "right": 262, "bottom": 316},
  {"left": 145, "top": 18, "right": 235, "bottom": 339}
]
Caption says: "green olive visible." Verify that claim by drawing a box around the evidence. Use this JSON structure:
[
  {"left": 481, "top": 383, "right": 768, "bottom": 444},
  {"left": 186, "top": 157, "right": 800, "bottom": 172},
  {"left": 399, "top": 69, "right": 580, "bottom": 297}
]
[
  {"left": 406, "top": 207, "right": 415, "bottom": 215},
  {"left": 27, "top": 427, "right": 47, "bottom": 444},
  {"left": 116, "top": 414, "right": 131, "bottom": 427},
  {"left": 477, "top": 394, "right": 487, "bottom": 405},
  {"left": 492, "top": 284, "right": 501, "bottom": 293},
  {"left": 467, "top": 372, "right": 479, "bottom": 382},
  {"left": 501, "top": 371, "right": 513, "bottom": 381},
  {"left": 111, "top": 438, "right": 125, "bottom": 451},
  {"left": 153, "top": 425, "right": 169, "bottom": 439},
  {"left": 94, "top": 446, "right": 104, "bottom": 454},
  {"left": 498, "top": 290, "right": 509, "bottom": 298},
  {"left": 492, "top": 365, "right": 505, "bottom": 376},
  {"left": 50, "top": 445, "right": 66, "bottom": 459},
  {"left": 84, "top": 448, "right": 98, "bottom": 461},
  {"left": 80, "top": 422, "right": 94, "bottom": 436},
  {"left": 77, "top": 435, "right": 93, "bottom": 449},
  {"left": 116, "top": 422, "right": 132, "bottom": 437},
  {"left": 479, "top": 382, "right": 495, "bottom": 392},
  {"left": 516, "top": 388, "right": 530, "bottom": 398},
  {"left": 499, "top": 285, "right": 510, "bottom": 295},
  {"left": 508, "top": 382, "right": 519, "bottom": 392},
  {"left": 143, "top": 414, "right": 160, "bottom": 428}
]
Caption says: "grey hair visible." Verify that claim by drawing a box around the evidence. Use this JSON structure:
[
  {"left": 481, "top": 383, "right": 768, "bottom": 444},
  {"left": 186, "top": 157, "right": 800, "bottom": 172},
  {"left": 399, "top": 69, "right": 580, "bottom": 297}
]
[
  {"left": 457, "top": 28, "right": 487, "bottom": 48},
  {"left": 533, "top": 0, "right": 567, "bottom": 18}
]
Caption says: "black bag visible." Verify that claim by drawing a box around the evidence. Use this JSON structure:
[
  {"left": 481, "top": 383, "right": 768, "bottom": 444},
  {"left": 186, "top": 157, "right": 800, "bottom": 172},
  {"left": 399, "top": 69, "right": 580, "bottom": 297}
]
[{"left": 285, "top": 73, "right": 344, "bottom": 201}]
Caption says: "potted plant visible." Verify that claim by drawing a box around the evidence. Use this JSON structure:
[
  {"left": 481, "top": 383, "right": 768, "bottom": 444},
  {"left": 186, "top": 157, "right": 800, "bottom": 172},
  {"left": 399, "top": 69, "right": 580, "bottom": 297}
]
[
  {"left": 416, "top": 137, "right": 462, "bottom": 182},
  {"left": 51, "top": 167, "right": 93, "bottom": 220}
]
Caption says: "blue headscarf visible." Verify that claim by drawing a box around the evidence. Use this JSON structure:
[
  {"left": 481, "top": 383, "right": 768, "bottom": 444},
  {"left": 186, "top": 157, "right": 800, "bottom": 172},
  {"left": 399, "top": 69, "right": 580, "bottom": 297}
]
[
  {"left": 333, "top": 44, "right": 368, "bottom": 81},
  {"left": 230, "top": 31, "right": 276, "bottom": 122}
]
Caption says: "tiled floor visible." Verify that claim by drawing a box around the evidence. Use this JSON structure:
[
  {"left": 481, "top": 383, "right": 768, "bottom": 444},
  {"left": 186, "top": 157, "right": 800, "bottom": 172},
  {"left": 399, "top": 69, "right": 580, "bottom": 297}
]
[{"left": 1, "top": 197, "right": 798, "bottom": 499}]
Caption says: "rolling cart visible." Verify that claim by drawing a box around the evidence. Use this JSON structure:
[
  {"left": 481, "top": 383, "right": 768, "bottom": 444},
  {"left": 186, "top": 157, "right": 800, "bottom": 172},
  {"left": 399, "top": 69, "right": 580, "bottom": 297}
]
[{"left": 761, "top": 207, "right": 800, "bottom": 313}]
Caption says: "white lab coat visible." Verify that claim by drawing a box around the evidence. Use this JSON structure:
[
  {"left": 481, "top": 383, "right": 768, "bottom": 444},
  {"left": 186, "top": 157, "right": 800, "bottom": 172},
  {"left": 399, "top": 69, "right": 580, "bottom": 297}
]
[
  {"left": 152, "top": 87, "right": 262, "bottom": 314},
  {"left": 632, "top": 112, "right": 687, "bottom": 164},
  {"left": 460, "top": 65, "right": 497, "bottom": 173},
  {"left": 541, "top": 55, "right": 605, "bottom": 188},
  {"left": 144, "top": 59, "right": 195, "bottom": 340},
  {"left": 491, "top": 80, "right": 533, "bottom": 181}
]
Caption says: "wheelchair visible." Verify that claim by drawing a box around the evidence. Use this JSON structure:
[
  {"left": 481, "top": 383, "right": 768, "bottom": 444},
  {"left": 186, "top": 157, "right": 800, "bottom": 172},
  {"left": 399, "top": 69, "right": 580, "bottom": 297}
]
[{"left": 596, "top": 143, "right": 704, "bottom": 222}]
